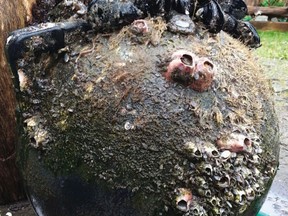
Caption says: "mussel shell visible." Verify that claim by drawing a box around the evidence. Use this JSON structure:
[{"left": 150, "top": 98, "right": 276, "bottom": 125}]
[
  {"left": 240, "top": 21, "right": 261, "bottom": 48},
  {"left": 172, "top": 0, "right": 194, "bottom": 15},
  {"left": 218, "top": 0, "right": 248, "bottom": 19},
  {"left": 87, "top": 0, "right": 143, "bottom": 30},
  {"left": 198, "top": 0, "right": 225, "bottom": 33}
]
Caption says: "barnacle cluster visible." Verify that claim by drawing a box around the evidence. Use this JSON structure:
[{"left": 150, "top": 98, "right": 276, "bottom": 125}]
[
  {"left": 164, "top": 50, "right": 216, "bottom": 92},
  {"left": 180, "top": 135, "right": 277, "bottom": 215}
]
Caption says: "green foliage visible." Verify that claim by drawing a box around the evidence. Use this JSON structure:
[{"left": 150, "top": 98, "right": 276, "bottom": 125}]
[
  {"left": 255, "top": 31, "right": 288, "bottom": 60},
  {"left": 243, "top": 15, "right": 253, "bottom": 21},
  {"left": 278, "top": 17, "right": 288, "bottom": 22},
  {"left": 260, "top": 0, "right": 285, "bottom": 7}
]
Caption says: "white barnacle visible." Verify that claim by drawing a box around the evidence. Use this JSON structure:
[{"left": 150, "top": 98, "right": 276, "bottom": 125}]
[
  {"left": 220, "top": 150, "right": 231, "bottom": 160},
  {"left": 25, "top": 116, "right": 50, "bottom": 148},
  {"left": 124, "top": 121, "right": 134, "bottom": 130},
  {"left": 204, "top": 142, "right": 219, "bottom": 158},
  {"left": 33, "top": 128, "right": 49, "bottom": 148},
  {"left": 18, "top": 69, "right": 29, "bottom": 91}
]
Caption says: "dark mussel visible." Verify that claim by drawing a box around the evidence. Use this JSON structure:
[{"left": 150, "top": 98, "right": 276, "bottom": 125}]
[
  {"left": 222, "top": 13, "right": 238, "bottom": 34},
  {"left": 196, "top": 0, "right": 225, "bottom": 33},
  {"left": 223, "top": 14, "right": 261, "bottom": 48},
  {"left": 88, "top": 0, "right": 258, "bottom": 48},
  {"left": 172, "top": 0, "right": 194, "bottom": 15},
  {"left": 218, "top": 0, "right": 248, "bottom": 19},
  {"left": 134, "top": 0, "right": 195, "bottom": 17},
  {"left": 237, "top": 21, "right": 261, "bottom": 48},
  {"left": 87, "top": 0, "right": 143, "bottom": 30},
  {"left": 133, "top": 0, "right": 163, "bottom": 16}
]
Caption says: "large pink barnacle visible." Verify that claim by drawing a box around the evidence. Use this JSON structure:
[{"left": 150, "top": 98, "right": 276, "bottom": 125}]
[
  {"left": 164, "top": 50, "right": 196, "bottom": 85},
  {"left": 216, "top": 132, "right": 252, "bottom": 153},
  {"left": 190, "top": 57, "right": 216, "bottom": 92},
  {"left": 164, "top": 51, "right": 216, "bottom": 92}
]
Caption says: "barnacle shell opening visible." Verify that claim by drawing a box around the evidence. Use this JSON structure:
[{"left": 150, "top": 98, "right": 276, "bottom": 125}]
[
  {"left": 175, "top": 188, "right": 193, "bottom": 212},
  {"left": 131, "top": 19, "right": 149, "bottom": 34}
]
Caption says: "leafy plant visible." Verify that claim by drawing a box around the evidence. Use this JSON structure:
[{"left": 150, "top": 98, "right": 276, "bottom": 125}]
[
  {"left": 278, "top": 17, "right": 288, "bottom": 22},
  {"left": 260, "top": 0, "right": 285, "bottom": 7},
  {"left": 243, "top": 15, "right": 253, "bottom": 21}
]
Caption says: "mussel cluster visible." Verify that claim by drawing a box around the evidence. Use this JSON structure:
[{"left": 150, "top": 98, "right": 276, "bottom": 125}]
[{"left": 85, "top": 0, "right": 260, "bottom": 47}]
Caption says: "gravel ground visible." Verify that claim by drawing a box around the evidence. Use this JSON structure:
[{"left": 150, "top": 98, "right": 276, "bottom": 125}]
[
  {"left": 0, "top": 200, "right": 34, "bottom": 216},
  {"left": 259, "top": 58, "right": 288, "bottom": 216},
  {"left": 0, "top": 58, "right": 287, "bottom": 216}
]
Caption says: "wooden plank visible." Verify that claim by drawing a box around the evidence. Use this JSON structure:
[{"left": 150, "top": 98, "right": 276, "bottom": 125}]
[
  {"left": 245, "top": 0, "right": 261, "bottom": 7},
  {"left": 250, "top": 21, "right": 288, "bottom": 31},
  {"left": 0, "top": 0, "right": 37, "bottom": 205},
  {"left": 248, "top": 6, "right": 288, "bottom": 17}
]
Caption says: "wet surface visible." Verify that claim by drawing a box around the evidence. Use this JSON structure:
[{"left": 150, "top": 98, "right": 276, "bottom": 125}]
[
  {"left": 0, "top": 200, "right": 34, "bottom": 216},
  {"left": 259, "top": 58, "right": 288, "bottom": 216},
  {"left": 0, "top": 58, "right": 287, "bottom": 216}
]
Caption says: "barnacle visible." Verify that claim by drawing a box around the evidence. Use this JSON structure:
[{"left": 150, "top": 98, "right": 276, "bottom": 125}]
[
  {"left": 195, "top": 176, "right": 209, "bottom": 189},
  {"left": 222, "top": 163, "right": 234, "bottom": 173},
  {"left": 224, "top": 189, "right": 234, "bottom": 201},
  {"left": 239, "top": 166, "right": 253, "bottom": 179},
  {"left": 245, "top": 187, "right": 256, "bottom": 201},
  {"left": 209, "top": 196, "right": 221, "bottom": 207},
  {"left": 216, "top": 174, "right": 231, "bottom": 188},
  {"left": 198, "top": 188, "right": 212, "bottom": 197},
  {"left": 239, "top": 204, "right": 248, "bottom": 214},
  {"left": 175, "top": 188, "right": 193, "bottom": 212},
  {"left": 212, "top": 206, "right": 220, "bottom": 215},
  {"left": 18, "top": 69, "right": 29, "bottom": 91},
  {"left": 216, "top": 132, "right": 251, "bottom": 152},
  {"left": 199, "top": 162, "right": 213, "bottom": 176},
  {"left": 252, "top": 167, "right": 261, "bottom": 177},
  {"left": 234, "top": 155, "right": 246, "bottom": 166},
  {"left": 220, "top": 207, "right": 231, "bottom": 216},
  {"left": 220, "top": 150, "right": 231, "bottom": 160},
  {"left": 164, "top": 51, "right": 216, "bottom": 92},
  {"left": 252, "top": 183, "right": 265, "bottom": 195},
  {"left": 190, "top": 57, "right": 216, "bottom": 92},
  {"left": 248, "top": 154, "right": 260, "bottom": 165},
  {"left": 203, "top": 142, "right": 220, "bottom": 158},
  {"left": 130, "top": 19, "right": 149, "bottom": 34},
  {"left": 233, "top": 189, "right": 247, "bottom": 205},
  {"left": 24, "top": 116, "right": 50, "bottom": 149},
  {"left": 185, "top": 202, "right": 208, "bottom": 216},
  {"left": 164, "top": 50, "right": 196, "bottom": 85},
  {"left": 184, "top": 141, "right": 202, "bottom": 158}
]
